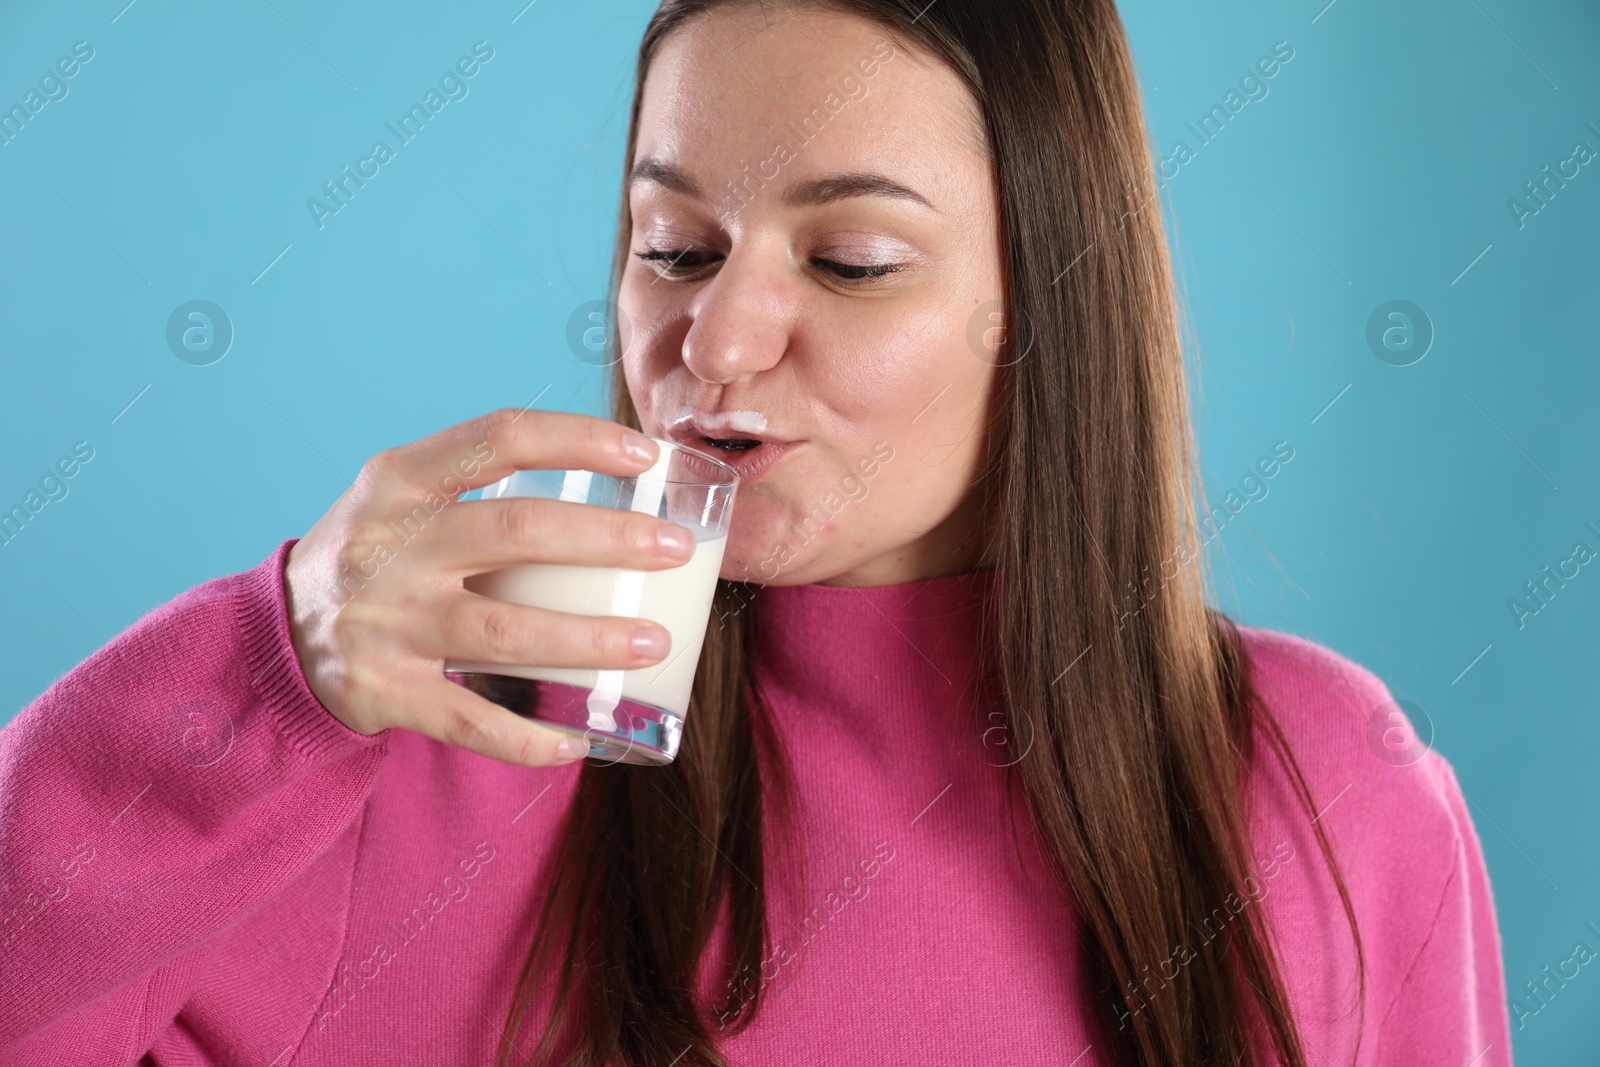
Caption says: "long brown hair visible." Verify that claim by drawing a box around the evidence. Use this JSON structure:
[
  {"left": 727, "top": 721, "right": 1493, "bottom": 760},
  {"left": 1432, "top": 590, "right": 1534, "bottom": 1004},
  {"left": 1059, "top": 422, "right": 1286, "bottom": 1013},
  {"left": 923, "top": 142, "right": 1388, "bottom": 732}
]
[{"left": 495, "top": 2, "right": 1365, "bottom": 1064}]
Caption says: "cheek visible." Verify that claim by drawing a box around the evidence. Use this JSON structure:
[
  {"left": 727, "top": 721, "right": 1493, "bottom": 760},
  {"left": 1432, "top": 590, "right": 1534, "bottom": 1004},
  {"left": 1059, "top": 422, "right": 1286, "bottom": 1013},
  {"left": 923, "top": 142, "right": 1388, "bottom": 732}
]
[
  {"left": 812, "top": 306, "right": 994, "bottom": 436},
  {"left": 890, "top": 339, "right": 995, "bottom": 470},
  {"left": 620, "top": 350, "right": 650, "bottom": 426},
  {"left": 619, "top": 317, "right": 686, "bottom": 434},
  {"left": 717, "top": 359, "right": 992, "bottom": 581},
  {"left": 856, "top": 355, "right": 992, "bottom": 526}
]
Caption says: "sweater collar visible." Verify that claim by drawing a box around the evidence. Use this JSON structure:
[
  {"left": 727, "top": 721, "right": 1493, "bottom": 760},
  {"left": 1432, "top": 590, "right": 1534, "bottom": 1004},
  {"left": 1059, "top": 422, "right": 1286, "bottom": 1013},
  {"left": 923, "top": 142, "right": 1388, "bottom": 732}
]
[{"left": 745, "top": 565, "right": 1004, "bottom": 738}]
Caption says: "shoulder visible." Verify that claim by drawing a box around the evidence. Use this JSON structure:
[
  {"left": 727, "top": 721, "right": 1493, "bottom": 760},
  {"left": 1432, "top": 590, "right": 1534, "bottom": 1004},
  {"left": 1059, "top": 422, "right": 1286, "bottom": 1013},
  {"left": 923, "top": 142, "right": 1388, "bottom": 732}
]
[
  {"left": 1231, "top": 621, "right": 1443, "bottom": 785},
  {"left": 1227, "top": 620, "right": 1467, "bottom": 847},
  {"left": 1226, "top": 622, "right": 1483, "bottom": 1012}
]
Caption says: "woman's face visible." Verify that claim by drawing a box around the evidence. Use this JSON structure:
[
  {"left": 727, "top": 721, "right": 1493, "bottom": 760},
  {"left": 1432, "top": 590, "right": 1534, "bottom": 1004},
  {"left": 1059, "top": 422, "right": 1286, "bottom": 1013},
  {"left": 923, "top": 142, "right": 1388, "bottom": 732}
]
[{"left": 620, "top": 6, "right": 1003, "bottom": 587}]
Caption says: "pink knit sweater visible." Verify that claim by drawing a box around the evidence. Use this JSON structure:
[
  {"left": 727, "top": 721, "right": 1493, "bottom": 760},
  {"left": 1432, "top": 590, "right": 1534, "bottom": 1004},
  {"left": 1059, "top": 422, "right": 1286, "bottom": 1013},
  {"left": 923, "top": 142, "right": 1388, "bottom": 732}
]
[{"left": 0, "top": 538, "right": 1511, "bottom": 1065}]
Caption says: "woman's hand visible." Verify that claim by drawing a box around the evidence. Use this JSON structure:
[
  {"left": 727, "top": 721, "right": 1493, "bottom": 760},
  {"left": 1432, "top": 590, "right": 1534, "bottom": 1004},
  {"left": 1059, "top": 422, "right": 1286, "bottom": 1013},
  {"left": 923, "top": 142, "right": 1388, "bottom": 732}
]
[{"left": 282, "top": 408, "right": 696, "bottom": 768}]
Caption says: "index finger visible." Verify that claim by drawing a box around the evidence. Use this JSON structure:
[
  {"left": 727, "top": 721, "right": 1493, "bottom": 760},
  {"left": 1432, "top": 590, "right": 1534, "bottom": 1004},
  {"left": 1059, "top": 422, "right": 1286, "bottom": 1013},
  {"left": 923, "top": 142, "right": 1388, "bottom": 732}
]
[{"left": 382, "top": 408, "right": 660, "bottom": 500}]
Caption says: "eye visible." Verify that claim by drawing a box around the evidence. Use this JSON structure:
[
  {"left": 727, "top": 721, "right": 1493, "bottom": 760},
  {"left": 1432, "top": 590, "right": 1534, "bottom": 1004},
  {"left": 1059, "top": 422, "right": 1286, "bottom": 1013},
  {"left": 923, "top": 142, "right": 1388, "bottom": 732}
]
[
  {"left": 633, "top": 246, "right": 906, "bottom": 286},
  {"left": 633, "top": 247, "right": 718, "bottom": 277},
  {"left": 810, "top": 257, "right": 905, "bottom": 283}
]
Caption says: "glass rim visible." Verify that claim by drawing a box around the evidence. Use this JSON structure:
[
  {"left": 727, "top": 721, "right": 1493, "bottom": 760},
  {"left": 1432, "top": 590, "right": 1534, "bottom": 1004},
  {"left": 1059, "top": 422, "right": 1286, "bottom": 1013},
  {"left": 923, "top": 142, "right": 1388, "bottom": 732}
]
[{"left": 635, "top": 433, "right": 741, "bottom": 487}]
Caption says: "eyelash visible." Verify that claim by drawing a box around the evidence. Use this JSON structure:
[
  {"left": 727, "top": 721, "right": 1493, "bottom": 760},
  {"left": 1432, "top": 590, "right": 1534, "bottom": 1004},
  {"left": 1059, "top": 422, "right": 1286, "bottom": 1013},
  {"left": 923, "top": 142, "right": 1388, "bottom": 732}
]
[{"left": 633, "top": 246, "right": 904, "bottom": 284}]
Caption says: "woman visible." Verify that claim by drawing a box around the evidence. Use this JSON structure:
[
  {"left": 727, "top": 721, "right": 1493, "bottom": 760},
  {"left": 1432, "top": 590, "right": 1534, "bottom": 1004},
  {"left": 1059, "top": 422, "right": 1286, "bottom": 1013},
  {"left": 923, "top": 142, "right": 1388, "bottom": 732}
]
[{"left": 0, "top": 1, "right": 1510, "bottom": 1065}]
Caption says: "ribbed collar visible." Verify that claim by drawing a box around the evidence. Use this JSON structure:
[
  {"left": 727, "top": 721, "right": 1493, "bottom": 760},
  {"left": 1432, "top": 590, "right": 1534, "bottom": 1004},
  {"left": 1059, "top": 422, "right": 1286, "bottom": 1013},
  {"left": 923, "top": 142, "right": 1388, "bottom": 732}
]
[{"left": 747, "top": 565, "right": 1004, "bottom": 747}]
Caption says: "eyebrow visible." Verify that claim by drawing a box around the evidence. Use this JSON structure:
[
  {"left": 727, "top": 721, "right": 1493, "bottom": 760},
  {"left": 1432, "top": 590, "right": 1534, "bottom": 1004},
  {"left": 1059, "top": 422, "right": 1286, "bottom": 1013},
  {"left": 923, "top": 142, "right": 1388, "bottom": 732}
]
[{"left": 628, "top": 157, "right": 935, "bottom": 211}]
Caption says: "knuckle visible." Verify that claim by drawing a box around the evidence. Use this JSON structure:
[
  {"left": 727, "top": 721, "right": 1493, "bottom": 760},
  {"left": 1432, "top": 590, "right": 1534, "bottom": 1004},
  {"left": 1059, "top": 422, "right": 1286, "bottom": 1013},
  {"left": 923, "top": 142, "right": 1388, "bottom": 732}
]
[
  {"left": 341, "top": 658, "right": 386, "bottom": 712},
  {"left": 589, "top": 618, "right": 631, "bottom": 663},
  {"left": 608, "top": 508, "right": 650, "bottom": 555},
  {"left": 363, "top": 444, "right": 429, "bottom": 498},
  {"left": 348, "top": 516, "right": 391, "bottom": 552},
  {"left": 336, "top": 536, "right": 366, "bottom": 577},
  {"left": 482, "top": 407, "right": 525, "bottom": 454},
  {"left": 583, "top": 417, "right": 621, "bottom": 460},
  {"left": 359, "top": 448, "right": 398, "bottom": 489},
  {"left": 339, "top": 519, "right": 393, "bottom": 576},
  {"left": 477, "top": 408, "right": 511, "bottom": 448},
  {"left": 440, "top": 701, "right": 492, "bottom": 752},
  {"left": 499, "top": 499, "right": 546, "bottom": 549},
  {"left": 475, "top": 601, "right": 530, "bottom": 662},
  {"left": 512, "top": 729, "right": 543, "bottom": 767},
  {"left": 328, "top": 604, "right": 362, "bottom": 649},
  {"left": 329, "top": 599, "right": 380, "bottom": 650}
]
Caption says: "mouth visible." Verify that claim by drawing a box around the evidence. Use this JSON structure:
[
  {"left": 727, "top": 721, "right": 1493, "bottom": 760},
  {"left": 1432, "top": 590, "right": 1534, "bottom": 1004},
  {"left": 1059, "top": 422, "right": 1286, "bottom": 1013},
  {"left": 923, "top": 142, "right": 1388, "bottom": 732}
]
[
  {"left": 699, "top": 436, "right": 761, "bottom": 453},
  {"left": 665, "top": 411, "right": 800, "bottom": 485},
  {"left": 687, "top": 435, "right": 800, "bottom": 484}
]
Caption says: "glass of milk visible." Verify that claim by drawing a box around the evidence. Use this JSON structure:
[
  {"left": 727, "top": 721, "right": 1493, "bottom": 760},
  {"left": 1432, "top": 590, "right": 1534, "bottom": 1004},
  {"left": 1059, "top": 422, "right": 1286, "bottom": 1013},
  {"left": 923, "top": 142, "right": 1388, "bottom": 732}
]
[{"left": 443, "top": 436, "right": 737, "bottom": 766}]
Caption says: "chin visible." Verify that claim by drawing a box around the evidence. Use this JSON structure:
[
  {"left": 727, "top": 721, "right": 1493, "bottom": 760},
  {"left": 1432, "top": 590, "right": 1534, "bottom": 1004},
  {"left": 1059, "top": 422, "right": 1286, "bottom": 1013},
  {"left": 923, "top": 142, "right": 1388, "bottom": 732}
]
[
  {"left": 716, "top": 493, "right": 843, "bottom": 586},
  {"left": 720, "top": 548, "right": 831, "bottom": 587}
]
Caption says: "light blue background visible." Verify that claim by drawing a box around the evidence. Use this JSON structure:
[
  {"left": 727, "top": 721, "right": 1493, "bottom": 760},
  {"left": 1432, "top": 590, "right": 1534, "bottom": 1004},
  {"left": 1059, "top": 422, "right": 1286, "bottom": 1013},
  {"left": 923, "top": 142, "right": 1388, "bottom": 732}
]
[{"left": 1, "top": 0, "right": 1595, "bottom": 1058}]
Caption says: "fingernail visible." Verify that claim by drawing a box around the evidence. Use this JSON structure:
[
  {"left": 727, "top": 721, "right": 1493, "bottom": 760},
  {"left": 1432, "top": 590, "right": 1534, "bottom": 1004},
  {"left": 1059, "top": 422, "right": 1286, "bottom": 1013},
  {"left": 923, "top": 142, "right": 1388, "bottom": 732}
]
[
  {"left": 632, "top": 626, "right": 669, "bottom": 658},
  {"left": 623, "top": 432, "right": 658, "bottom": 463},
  {"left": 556, "top": 737, "right": 590, "bottom": 762},
  {"left": 657, "top": 524, "right": 694, "bottom": 557}
]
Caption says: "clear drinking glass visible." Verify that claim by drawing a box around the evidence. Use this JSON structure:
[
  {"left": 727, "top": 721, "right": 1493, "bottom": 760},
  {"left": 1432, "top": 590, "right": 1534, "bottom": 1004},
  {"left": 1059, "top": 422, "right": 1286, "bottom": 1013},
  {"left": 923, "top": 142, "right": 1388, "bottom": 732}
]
[{"left": 444, "top": 435, "right": 738, "bottom": 766}]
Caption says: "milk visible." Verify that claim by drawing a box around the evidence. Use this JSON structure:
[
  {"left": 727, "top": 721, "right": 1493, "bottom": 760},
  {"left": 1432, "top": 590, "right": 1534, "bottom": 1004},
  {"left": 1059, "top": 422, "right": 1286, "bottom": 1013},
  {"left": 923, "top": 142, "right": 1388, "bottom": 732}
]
[{"left": 445, "top": 535, "right": 727, "bottom": 720}]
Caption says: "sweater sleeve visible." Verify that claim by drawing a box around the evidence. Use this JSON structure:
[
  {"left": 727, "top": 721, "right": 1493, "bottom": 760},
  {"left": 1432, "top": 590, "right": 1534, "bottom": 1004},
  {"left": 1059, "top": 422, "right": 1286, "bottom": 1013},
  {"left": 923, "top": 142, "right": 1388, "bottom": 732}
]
[
  {"left": 1375, "top": 757, "right": 1514, "bottom": 1065},
  {"left": 0, "top": 537, "right": 389, "bottom": 1061}
]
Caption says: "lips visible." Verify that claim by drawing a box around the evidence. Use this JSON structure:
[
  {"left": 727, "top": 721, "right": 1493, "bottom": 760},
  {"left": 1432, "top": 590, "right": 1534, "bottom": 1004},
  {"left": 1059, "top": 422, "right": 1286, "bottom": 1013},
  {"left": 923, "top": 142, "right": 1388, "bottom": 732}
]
[
  {"left": 666, "top": 414, "right": 800, "bottom": 485},
  {"left": 693, "top": 438, "right": 799, "bottom": 483}
]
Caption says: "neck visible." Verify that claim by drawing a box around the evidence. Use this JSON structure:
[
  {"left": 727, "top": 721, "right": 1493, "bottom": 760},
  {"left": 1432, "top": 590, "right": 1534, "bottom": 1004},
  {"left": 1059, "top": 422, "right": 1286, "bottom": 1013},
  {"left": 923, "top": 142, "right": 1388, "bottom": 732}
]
[{"left": 750, "top": 562, "right": 1005, "bottom": 750}]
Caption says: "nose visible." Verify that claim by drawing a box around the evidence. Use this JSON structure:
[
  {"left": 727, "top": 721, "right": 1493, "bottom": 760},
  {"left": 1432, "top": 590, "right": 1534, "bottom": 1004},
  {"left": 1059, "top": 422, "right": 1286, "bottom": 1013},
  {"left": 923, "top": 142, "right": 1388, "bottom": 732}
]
[{"left": 679, "top": 248, "right": 792, "bottom": 385}]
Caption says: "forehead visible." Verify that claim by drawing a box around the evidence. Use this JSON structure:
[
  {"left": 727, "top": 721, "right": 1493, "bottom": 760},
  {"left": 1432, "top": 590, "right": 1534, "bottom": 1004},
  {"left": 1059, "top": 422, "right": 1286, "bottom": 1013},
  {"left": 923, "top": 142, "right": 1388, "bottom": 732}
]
[{"left": 634, "top": 7, "right": 987, "bottom": 212}]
